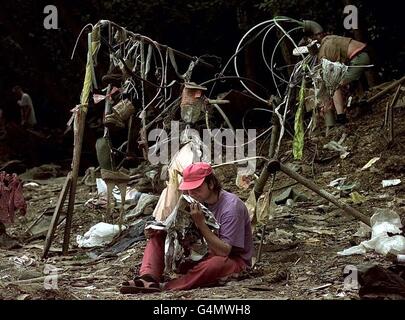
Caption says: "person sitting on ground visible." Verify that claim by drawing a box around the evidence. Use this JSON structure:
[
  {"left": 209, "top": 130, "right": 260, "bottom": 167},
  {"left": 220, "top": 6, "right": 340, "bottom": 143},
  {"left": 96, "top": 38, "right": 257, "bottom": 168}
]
[
  {"left": 121, "top": 162, "right": 253, "bottom": 293},
  {"left": 308, "top": 33, "right": 371, "bottom": 125},
  {"left": 12, "top": 86, "right": 37, "bottom": 128}
]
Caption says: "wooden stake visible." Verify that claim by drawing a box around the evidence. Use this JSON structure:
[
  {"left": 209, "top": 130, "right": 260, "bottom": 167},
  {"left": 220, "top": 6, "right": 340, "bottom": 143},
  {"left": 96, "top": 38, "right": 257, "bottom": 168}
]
[
  {"left": 387, "top": 84, "right": 402, "bottom": 143},
  {"left": 266, "top": 160, "right": 371, "bottom": 226},
  {"left": 367, "top": 75, "right": 405, "bottom": 105},
  {"left": 42, "top": 172, "right": 72, "bottom": 258},
  {"left": 253, "top": 99, "right": 280, "bottom": 199},
  {"left": 253, "top": 99, "right": 280, "bottom": 266},
  {"left": 62, "top": 107, "right": 87, "bottom": 255}
]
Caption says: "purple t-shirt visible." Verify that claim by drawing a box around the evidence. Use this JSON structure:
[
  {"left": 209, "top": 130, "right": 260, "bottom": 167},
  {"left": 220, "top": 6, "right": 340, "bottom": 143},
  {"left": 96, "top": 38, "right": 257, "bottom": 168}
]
[{"left": 207, "top": 190, "right": 253, "bottom": 266}]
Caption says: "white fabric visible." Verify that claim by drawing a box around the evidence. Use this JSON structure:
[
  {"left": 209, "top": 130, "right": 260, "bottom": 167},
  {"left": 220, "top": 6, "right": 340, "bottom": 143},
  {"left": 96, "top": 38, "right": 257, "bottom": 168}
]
[
  {"left": 321, "top": 58, "right": 348, "bottom": 95},
  {"left": 152, "top": 140, "right": 205, "bottom": 222},
  {"left": 18, "top": 93, "right": 37, "bottom": 126}
]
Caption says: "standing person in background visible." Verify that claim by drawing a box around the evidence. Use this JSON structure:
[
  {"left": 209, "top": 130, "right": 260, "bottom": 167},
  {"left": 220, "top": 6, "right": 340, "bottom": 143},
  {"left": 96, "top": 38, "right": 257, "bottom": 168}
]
[{"left": 12, "top": 86, "right": 37, "bottom": 128}]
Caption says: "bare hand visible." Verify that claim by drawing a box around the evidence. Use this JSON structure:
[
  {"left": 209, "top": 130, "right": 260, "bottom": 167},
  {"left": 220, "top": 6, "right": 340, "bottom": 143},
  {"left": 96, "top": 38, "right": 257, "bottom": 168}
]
[{"left": 189, "top": 202, "right": 205, "bottom": 228}]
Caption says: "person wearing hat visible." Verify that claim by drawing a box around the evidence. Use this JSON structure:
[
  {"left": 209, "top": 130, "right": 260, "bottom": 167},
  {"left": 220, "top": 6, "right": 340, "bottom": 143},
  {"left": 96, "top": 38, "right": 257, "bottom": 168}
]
[
  {"left": 121, "top": 162, "right": 253, "bottom": 293},
  {"left": 301, "top": 21, "right": 371, "bottom": 125}
]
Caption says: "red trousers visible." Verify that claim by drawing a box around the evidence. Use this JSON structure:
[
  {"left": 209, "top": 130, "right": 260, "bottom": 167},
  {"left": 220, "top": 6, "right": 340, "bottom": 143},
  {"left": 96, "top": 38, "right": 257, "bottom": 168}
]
[{"left": 139, "top": 232, "right": 247, "bottom": 291}]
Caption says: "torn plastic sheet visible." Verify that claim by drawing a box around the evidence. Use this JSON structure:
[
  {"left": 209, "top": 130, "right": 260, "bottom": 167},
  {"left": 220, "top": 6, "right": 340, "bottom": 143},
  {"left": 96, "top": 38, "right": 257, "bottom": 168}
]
[
  {"left": 9, "top": 255, "right": 36, "bottom": 268},
  {"left": 328, "top": 177, "right": 346, "bottom": 187},
  {"left": 91, "top": 217, "right": 153, "bottom": 259},
  {"left": 328, "top": 177, "right": 356, "bottom": 192},
  {"left": 323, "top": 140, "right": 349, "bottom": 159},
  {"left": 321, "top": 58, "right": 348, "bottom": 95},
  {"left": 152, "top": 137, "right": 209, "bottom": 222},
  {"left": 125, "top": 193, "right": 159, "bottom": 219},
  {"left": 147, "top": 194, "right": 219, "bottom": 273},
  {"left": 96, "top": 178, "right": 141, "bottom": 204},
  {"left": 76, "top": 222, "right": 126, "bottom": 248},
  {"left": 338, "top": 209, "right": 405, "bottom": 256}
]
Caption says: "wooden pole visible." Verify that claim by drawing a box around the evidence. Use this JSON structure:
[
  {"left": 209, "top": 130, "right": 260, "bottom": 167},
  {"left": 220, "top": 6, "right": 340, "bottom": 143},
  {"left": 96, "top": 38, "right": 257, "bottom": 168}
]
[
  {"left": 125, "top": 115, "right": 138, "bottom": 162},
  {"left": 60, "top": 26, "right": 98, "bottom": 255},
  {"left": 62, "top": 107, "right": 87, "bottom": 254},
  {"left": 255, "top": 175, "right": 276, "bottom": 265},
  {"left": 254, "top": 98, "right": 280, "bottom": 266},
  {"left": 367, "top": 75, "right": 405, "bottom": 105},
  {"left": 253, "top": 99, "right": 280, "bottom": 199},
  {"left": 387, "top": 84, "right": 402, "bottom": 143},
  {"left": 265, "top": 160, "right": 371, "bottom": 226},
  {"left": 42, "top": 172, "right": 72, "bottom": 258}
]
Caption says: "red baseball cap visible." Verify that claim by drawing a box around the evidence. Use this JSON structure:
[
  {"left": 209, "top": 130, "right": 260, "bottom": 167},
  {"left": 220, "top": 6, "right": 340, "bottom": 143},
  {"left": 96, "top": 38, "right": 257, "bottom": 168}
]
[{"left": 178, "top": 162, "right": 213, "bottom": 191}]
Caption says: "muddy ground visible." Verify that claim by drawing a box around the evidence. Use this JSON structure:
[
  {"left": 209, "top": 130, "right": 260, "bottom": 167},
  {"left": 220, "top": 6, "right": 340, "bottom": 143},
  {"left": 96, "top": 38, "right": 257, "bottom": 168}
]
[{"left": 1, "top": 84, "right": 404, "bottom": 300}]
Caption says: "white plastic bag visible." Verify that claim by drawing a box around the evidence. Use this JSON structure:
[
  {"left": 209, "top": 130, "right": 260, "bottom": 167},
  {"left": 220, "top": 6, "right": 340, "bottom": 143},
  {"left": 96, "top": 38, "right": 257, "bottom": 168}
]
[
  {"left": 96, "top": 178, "right": 139, "bottom": 204},
  {"left": 76, "top": 222, "right": 125, "bottom": 248},
  {"left": 338, "top": 209, "right": 405, "bottom": 256}
]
